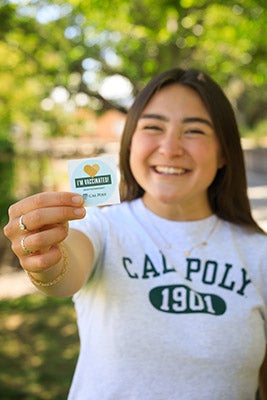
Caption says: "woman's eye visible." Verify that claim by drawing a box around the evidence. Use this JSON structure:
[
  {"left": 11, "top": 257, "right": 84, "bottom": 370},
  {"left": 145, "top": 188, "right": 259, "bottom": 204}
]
[
  {"left": 142, "top": 125, "right": 163, "bottom": 134},
  {"left": 185, "top": 129, "right": 205, "bottom": 135},
  {"left": 144, "top": 125, "right": 162, "bottom": 130}
]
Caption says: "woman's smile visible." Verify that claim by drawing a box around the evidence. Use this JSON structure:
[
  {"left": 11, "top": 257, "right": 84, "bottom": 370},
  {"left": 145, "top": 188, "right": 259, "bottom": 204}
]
[{"left": 153, "top": 165, "right": 189, "bottom": 176}]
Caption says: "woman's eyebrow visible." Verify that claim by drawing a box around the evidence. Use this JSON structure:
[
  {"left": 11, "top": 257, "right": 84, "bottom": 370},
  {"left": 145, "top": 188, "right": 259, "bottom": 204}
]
[
  {"left": 139, "top": 114, "right": 213, "bottom": 128},
  {"left": 140, "top": 113, "right": 169, "bottom": 122},
  {"left": 183, "top": 117, "right": 213, "bottom": 128}
]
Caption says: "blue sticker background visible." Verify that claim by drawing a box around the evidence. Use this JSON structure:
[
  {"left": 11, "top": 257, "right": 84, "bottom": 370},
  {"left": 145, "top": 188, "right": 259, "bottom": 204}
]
[{"left": 70, "top": 158, "right": 116, "bottom": 206}]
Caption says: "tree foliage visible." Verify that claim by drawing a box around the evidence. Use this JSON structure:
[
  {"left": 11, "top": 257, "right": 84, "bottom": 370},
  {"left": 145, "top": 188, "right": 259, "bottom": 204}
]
[{"left": 0, "top": 0, "right": 267, "bottom": 142}]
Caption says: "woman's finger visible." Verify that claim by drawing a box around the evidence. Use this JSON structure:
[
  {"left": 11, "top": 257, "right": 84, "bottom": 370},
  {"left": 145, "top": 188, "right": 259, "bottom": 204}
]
[
  {"left": 4, "top": 201, "right": 85, "bottom": 240},
  {"left": 15, "top": 223, "right": 69, "bottom": 257},
  {"left": 15, "top": 205, "right": 85, "bottom": 232},
  {"left": 19, "top": 245, "right": 63, "bottom": 273},
  {"left": 8, "top": 192, "right": 84, "bottom": 219}
]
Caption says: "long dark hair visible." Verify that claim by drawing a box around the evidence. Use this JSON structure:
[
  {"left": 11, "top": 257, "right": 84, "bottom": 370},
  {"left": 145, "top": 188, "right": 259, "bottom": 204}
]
[{"left": 119, "top": 68, "right": 264, "bottom": 233}]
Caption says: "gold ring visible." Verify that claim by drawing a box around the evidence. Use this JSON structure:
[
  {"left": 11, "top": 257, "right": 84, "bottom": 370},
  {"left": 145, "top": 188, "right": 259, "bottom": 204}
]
[
  {"left": 19, "top": 215, "right": 28, "bottom": 231},
  {"left": 21, "top": 236, "right": 33, "bottom": 255}
]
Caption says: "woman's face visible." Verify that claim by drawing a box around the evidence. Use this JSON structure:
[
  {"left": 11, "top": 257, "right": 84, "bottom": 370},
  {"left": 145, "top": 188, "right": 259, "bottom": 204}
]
[{"left": 129, "top": 84, "right": 225, "bottom": 220}]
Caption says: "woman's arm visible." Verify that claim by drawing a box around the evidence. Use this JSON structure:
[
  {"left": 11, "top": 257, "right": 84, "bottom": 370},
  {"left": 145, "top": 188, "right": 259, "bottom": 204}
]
[
  {"left": 27, "top": 228, "right": 95, "bottom": 297},
  {"left": 3, "top": 192, "right": 94, "bottom": 297}
]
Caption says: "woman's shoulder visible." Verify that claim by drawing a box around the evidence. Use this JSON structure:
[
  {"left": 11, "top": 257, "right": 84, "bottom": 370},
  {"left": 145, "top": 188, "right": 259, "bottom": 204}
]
[
  {"left": 85, "top": 198, "right": 141, "bottom": 223},
  {"left": 222, "top": 218, "right": 267, "bottom": 249},
  {"left": 98, "top": 198, "right": 140, "bottom": 216}
]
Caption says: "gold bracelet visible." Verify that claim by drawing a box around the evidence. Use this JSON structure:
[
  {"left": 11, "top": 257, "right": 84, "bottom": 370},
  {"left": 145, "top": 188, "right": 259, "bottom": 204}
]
[{"left": 26, "top": 245, "right": 68, "bottom": 287}]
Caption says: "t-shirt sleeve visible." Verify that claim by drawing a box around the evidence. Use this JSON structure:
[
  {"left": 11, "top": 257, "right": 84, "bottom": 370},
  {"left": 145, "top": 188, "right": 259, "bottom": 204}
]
[{"left": 69, "top": 206, "right": 106, "bottom": 269}]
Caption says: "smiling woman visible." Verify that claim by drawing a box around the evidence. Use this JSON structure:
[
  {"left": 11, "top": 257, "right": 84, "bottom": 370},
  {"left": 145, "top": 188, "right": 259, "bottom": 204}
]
[
  {"left": 119, "top": 68, "right": 260, "bottom": 229},
  {"left": 3, "top": 67, "right": 267, "bottom": 400},
  {"left": 129, "top": 84, "right": 224, "bottom": 220}
]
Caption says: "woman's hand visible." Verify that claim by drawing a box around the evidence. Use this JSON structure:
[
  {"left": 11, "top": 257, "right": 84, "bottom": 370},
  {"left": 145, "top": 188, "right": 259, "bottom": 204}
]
[{"left": 3, "top": 191, "right": 86, "bottom": 275}]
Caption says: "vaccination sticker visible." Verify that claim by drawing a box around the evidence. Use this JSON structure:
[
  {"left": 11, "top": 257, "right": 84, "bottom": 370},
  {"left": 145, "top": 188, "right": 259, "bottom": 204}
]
[{"left": 67, "top": 155, "right": 120, "bottom": 207}]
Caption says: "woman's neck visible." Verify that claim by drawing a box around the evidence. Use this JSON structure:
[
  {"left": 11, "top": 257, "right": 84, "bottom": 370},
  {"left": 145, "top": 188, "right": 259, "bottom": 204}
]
[{"left": 142, "top": 195, "right": 213, "bottom": 221}]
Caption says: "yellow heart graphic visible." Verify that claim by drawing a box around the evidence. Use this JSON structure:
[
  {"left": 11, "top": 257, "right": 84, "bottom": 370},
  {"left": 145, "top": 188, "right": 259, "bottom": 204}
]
[{"left": 83, "top": 164, "right": 100, "bottom": 178}]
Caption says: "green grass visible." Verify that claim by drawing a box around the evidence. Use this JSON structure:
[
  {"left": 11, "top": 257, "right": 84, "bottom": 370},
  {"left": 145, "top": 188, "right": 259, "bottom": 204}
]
[{"left": 0, "top": 294, "right": 79, "bottom": 399}]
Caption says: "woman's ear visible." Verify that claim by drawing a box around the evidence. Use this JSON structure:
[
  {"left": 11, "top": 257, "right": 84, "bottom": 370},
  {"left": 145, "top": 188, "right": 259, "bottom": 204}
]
[{"left": 217, "top": 152, "right": 226, "bottom": 169}]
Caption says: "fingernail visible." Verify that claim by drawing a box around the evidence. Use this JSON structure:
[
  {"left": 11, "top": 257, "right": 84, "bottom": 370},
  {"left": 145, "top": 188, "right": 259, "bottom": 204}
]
[
  {"left": 72, "top": 195, "right": 83, "bottom": 204},
  {"left": 74, "top": 208, "right": 85, "bottom": 216}
]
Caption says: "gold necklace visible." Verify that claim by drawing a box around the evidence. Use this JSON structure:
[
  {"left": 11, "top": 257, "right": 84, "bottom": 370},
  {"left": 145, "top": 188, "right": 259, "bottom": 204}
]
[{"left": 144, "top": 205, "right": 220, "bottom": 257}]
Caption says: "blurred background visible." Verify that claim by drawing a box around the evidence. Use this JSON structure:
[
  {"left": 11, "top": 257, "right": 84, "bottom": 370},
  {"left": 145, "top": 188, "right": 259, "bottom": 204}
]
[{"left": 0, "top": 0, "right": 266, "bottom": 398}]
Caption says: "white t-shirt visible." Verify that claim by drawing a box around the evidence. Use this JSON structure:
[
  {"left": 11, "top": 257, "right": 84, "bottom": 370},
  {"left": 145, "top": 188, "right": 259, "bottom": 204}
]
[{"left": 68, "top": 199, "right": 267, "bottom": 400}]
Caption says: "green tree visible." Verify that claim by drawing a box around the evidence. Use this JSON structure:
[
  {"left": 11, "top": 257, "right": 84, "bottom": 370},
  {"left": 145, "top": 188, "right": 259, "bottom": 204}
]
[
  {"left": 0, "top": 0, "right": 267, "bottom": 225},
  {"left": 1, "top": 0, "right": 267, "bottom": 141}
]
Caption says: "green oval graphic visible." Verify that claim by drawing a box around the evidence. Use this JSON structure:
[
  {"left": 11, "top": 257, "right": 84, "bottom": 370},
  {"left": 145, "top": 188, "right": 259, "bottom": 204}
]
[{"left": 149, "top": 284, "right": 226, "bottom": 315}]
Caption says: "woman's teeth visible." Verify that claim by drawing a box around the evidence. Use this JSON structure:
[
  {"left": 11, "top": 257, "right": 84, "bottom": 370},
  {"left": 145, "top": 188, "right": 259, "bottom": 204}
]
[{"left": 155, "top": 166, "right": 186, "bottom": 175}]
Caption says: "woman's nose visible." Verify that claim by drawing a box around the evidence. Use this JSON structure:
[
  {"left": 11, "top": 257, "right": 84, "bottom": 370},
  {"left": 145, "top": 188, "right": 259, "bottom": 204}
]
[{"left": 158, "top": 131, "right": 185, "bottom": 157}]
